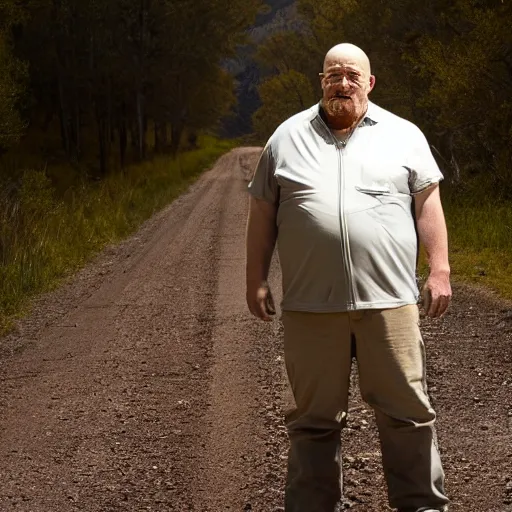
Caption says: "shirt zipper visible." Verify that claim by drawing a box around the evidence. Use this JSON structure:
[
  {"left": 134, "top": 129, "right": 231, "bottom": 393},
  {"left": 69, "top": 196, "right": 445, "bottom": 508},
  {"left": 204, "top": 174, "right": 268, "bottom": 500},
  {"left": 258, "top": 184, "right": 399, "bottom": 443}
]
[
  {"left": 318, "top": 117, "right": 356, "bottom": 308},
  {"left": 337, "top": 140, "right": 356, "bottom": 308}
]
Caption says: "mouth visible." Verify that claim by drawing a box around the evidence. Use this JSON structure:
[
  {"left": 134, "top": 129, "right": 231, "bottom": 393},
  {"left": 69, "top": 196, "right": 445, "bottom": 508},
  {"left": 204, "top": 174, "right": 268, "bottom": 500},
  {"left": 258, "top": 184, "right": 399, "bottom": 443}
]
[{"left": 332, "top": 94, "right": 351, "bottom": 100}]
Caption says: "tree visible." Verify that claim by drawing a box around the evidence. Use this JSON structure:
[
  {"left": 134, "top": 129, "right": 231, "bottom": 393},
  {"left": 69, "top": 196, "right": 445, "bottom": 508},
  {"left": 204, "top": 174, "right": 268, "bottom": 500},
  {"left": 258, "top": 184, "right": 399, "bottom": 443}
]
[
  {"left": 252, "top": 69, "right": 316, "bottom": 139},
  {"left": 412, "top": 0, "right": 512, "bottom": 193},
  {"left": 253, "top": 0, "right": 512, "bottom": 197},
  {"left": 5, "top": 0, "right": 264, "bottom": 172},
  {"left": 0, "top": 36, "right": 26, "bottom": 150},
  {"left": 0, "top": 0, "right": 27, "bottom": 151}
]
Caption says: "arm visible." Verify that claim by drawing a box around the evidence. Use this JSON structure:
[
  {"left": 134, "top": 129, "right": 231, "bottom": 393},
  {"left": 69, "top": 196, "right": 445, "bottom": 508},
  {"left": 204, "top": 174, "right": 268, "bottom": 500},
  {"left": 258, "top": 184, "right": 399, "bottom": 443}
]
[
  {"left": 414, "top": 184, "right": 452, "bottom": 317},
  {"left": 246, "top": 196, "right": 278, "bottom": 321}
]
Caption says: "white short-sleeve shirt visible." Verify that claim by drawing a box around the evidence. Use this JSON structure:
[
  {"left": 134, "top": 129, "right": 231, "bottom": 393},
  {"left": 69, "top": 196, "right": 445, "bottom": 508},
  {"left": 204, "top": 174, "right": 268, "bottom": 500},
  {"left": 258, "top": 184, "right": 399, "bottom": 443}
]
[{"left": 248, "top": 101, "right": 443, "bottom": 312}]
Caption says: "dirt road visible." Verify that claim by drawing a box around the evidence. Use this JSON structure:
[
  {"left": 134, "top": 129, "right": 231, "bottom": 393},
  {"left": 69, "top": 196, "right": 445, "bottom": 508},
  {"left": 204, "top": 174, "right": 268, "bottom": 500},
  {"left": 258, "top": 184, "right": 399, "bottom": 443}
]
[{"left": 1, "top": 148, "right": 511, "bottom": 511}]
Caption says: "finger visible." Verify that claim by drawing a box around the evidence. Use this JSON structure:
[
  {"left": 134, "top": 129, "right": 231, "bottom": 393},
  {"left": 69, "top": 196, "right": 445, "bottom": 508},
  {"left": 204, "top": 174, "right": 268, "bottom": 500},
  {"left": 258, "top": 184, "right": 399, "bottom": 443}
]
[
  {"left": 257, "top": 296, "right": 272, "bottom": 321},
  {"left": 257, "top": 288, "right": 275, "bottom": 319},
  {"left": 267, "top": 291, "right": 276, "bottom": 315},
  {"left": 248, "top": 299, "right": 268, "bottom": 320},
  {"left": 252, "top": 290, "right": 268, "bottom": 320},
  {"left": 430, "top": 294, "right": 450, "bottom": 318},
  {"left": 427, "top": 294, "right": 440, "bottom": 318},
  {"left": 437, "top": 295, "right": 451, "bottom": 317}
]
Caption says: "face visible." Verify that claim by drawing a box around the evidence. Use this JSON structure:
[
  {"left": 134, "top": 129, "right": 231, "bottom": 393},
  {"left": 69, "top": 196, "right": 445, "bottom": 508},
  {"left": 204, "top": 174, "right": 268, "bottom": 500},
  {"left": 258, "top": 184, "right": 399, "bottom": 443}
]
[{"left": 320, "top": 57, "right": 375, "bottom": 124}]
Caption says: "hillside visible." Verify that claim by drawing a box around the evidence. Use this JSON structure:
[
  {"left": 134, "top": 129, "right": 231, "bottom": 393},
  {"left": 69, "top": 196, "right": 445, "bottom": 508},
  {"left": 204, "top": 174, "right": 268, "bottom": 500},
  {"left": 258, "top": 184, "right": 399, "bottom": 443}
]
[{"left": 222, "top": 0, "right": 301, "bottom": 137}]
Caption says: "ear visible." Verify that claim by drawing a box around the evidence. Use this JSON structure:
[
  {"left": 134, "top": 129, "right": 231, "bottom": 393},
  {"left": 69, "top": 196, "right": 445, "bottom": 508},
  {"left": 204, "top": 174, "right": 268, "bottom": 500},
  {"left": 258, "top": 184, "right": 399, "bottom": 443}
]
[{"left": 368, "top": 75, "right": 376, "bottom": 92}]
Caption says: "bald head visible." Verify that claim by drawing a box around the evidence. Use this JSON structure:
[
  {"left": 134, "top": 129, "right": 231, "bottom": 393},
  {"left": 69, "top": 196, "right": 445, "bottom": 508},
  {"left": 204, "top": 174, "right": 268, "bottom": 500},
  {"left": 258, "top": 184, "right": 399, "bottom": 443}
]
[
  {"left": 320, "top": 43, "right": 375, "bottom": 130},
  {"left": 323, "top": 43, "right": 371, "bottom": 77}
]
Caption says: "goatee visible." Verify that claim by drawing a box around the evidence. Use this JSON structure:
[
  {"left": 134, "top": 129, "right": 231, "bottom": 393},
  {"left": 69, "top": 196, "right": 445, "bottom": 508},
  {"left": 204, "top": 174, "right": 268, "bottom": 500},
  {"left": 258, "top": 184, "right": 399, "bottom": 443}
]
[{"left": 326, "top": 97, "right": 356, "bottom": 115}]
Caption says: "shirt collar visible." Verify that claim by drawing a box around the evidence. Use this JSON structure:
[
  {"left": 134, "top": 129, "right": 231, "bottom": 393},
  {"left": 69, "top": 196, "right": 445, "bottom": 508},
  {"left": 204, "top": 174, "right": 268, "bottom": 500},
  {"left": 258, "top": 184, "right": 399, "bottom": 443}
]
[
  {"left": 364, "top": 101, "right": 380, "bottom": 125},
  {"left": 311, "top": 100, "right": 379, "bottom": 144}
]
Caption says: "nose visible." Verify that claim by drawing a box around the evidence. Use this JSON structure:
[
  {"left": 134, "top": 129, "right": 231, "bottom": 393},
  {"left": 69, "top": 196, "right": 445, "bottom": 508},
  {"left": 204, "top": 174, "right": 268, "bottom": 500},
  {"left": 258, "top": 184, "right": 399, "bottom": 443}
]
[{"left": 340, "top": 75, "right": 351, "bottom": 88}]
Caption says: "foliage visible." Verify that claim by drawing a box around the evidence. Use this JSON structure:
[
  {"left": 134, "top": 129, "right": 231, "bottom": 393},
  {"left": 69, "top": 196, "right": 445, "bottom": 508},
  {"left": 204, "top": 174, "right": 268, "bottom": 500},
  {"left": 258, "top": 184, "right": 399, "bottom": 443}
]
[
  {"left": 253, "top": 0, "right": 512, "bottom": 298},
  {"left": 0, "top": 0, "right": 262, "bottom": 172},
  {"left": 253, "top": 0, "right": 512, "bottom": 198},
  {"left": 253, "top": 69, "right": 317, "bottom": 139},
  {"left": 0, "top": 136, "right": 236, "bottom": 334},
  {"left": 413, "top": 0, "right": 512, "bottom": 195},
  {"left": 0, "top": 0, "right": 27, "bottom": 149}
]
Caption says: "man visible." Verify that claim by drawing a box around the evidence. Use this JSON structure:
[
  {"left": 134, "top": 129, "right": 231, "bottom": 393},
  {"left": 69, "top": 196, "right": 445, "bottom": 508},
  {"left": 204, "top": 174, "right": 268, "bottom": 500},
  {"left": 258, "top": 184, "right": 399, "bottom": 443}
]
[{"left": 245, "top": 43, "right": 452, "bottom": 512}]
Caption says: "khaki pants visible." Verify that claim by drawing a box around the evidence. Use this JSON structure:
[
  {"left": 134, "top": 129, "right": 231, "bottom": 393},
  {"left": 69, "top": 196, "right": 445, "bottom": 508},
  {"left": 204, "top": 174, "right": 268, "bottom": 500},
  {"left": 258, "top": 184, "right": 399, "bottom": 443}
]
[{"left": 282, "top": 305, "right": 449, "bottom": 512}]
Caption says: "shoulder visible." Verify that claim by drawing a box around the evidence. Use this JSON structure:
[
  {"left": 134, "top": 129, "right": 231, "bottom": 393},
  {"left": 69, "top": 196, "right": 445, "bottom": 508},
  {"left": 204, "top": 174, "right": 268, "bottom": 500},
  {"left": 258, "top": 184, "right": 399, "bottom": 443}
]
[
  {"left": 267, "top": 104, "right": 319, "bottom": 148},
  {"left": 368, "top": 102, "right": 427, "bottom": 143}
]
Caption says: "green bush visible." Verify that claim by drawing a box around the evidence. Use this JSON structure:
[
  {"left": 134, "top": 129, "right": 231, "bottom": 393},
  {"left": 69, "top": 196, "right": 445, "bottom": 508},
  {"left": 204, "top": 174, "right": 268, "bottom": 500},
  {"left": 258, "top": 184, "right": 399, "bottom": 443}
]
[
  {"left": 417, "top": 189, "right": 512, "bottom": 300},
  {"left": 0, "top": 136, "right": 236, "bottom": 334}
]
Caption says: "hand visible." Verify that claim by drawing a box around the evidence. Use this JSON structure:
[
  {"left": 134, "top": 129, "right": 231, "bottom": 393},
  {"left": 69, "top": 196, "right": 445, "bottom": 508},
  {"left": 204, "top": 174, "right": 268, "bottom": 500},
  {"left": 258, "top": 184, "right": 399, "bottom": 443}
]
[
  {"left": 421, "top": 270, "right": 452, "bottom": 318},
  {"left": 246, "top": 281, "right": 276, "bottom": 321}
]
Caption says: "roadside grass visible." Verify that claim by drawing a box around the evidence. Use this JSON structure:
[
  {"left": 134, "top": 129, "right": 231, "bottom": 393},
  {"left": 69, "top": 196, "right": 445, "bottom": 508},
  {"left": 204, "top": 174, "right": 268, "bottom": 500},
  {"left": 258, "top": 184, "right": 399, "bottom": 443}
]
[
  {"left": 419, "top": 198, "right": 512, "bottom": 301},
  {"left": 0, "top": 136, "right": 237, "bottom": 335}
]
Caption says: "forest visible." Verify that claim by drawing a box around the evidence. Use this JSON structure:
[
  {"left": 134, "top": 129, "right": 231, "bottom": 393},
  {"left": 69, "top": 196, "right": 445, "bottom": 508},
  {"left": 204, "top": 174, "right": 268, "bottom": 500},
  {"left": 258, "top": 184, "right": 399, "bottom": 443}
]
[
  {"left": 0, "top": 0, "right": 511, "bottom": 330},
  {"left": 251, "top": 0, "right": 512, "bottom": 301},
  {"left": 0, "top": 0, "right": 262, "bottom": 330},
  {"left": 253, "top": 0, "right": 512, "bottom": 201},
  {"left": 0, "top": 0, "right": 263, "bottom": 172}
]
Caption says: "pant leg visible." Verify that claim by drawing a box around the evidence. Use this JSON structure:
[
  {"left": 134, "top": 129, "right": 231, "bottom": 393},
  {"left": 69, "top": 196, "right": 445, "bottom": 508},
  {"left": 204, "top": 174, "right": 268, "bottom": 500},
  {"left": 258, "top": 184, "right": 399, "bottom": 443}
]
[
  {"left": 350, "top": 305, "right": 449, "bottom": 511},
  {"left": 282, "top": 311, "right": 353, "bottom": 512}
]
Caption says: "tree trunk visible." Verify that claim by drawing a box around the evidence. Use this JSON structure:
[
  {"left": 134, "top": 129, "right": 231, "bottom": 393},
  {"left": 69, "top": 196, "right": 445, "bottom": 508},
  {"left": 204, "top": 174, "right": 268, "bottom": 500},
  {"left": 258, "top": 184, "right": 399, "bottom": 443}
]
[
  {"left": 154, "top": 121, "right": 167, "bottom": 154},
  {"left": 96, "top": 105, "right": 108, "bottom": 176},
  {"left": 170, "top": 122, "right": 184, "bottom": 156},
  {"left": 136, "top": 90, "right": 144, "bottom": 160},
  {"left": 98, "top": 117, "right": 107, "bottom": 176},
  {"left": 75, "top": 107, "right": 81, "bottom": 161},
  {"left": 154, "top": 121, "right": 161, "bottom": 153},
  {"left": 119, "top": 103, "right": 127, "bottom": 169},
  {"left": 130, "top": 122, "right": 138, "bottom": 150},
  {"left": 162, "top": 123, "right": 168, "bottom": 150},
  {"left": 187, "top": 131, "right": 198, "bottom": 149},
  {"left": 68, "top": 105, "right": 79, "bottom": 162},
  {"left": 57, "top": 75, "right": 70, "bottom": 156}
]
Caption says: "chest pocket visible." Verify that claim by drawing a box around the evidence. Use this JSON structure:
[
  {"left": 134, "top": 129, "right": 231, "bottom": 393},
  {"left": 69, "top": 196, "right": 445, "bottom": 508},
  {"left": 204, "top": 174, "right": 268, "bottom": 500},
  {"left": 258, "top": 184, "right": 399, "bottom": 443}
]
[
  {"left": 355, "top": 184, "right": 392, "bottom": 195},
  {"left": 350, "top": 184, "right": 412, "bottom": 219},
  {"left": 356, "top": 157, "right": 411, "bottom": 194},
  {"left": 344, "top": 184, "right": 390, "bottom": 215},
  {"left": 347, "top": 156, "right": 411, "bottom": 211}
]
